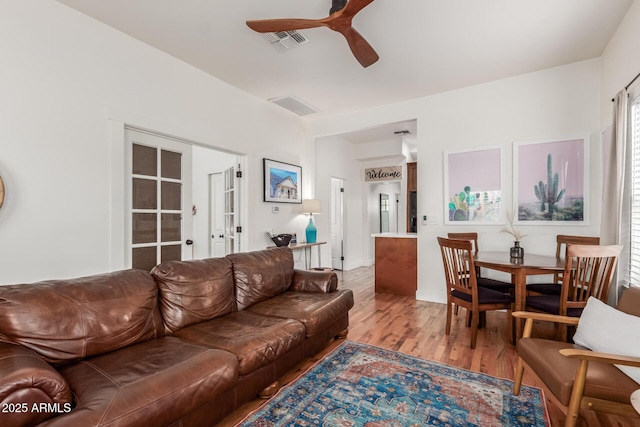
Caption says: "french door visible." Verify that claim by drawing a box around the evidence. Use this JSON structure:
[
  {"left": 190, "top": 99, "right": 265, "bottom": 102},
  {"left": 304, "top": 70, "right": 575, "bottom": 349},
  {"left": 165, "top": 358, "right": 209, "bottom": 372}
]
[
  {"left": 224, "top": 165, "right": 240, "bottom": 254},
  {"left": 125, "top": 128, "right": 193, "bottom": 271}
]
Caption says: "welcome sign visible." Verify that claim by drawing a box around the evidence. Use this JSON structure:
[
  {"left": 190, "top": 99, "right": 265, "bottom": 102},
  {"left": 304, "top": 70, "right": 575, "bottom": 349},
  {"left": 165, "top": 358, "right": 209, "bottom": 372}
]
[{"left": 365, "top": 166, "right": 402, "bottom": 182}]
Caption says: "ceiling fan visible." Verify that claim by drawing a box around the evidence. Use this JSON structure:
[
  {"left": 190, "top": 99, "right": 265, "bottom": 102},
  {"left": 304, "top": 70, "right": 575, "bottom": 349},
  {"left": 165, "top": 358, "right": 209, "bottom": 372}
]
[{"left": 246, "top": 0, "right": 379, "bottom": 68}]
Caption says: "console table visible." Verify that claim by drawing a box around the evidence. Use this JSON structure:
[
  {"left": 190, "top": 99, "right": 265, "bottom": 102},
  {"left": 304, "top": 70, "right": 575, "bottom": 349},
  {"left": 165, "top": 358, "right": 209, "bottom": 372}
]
[{"left": 268, "top": 242, "right": 327, "bottom": 269}]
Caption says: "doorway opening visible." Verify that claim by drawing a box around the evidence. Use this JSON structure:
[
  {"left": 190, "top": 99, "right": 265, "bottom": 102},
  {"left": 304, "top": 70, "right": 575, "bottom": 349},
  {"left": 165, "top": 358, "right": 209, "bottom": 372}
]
[{"left": 124, "top": 127, "right": 244, "bottom": 270}]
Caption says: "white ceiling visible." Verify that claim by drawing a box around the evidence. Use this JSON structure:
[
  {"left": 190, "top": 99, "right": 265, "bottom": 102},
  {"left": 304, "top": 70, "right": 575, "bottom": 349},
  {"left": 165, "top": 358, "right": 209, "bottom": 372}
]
[{"left": 57, "top": 0, "right": 632, "bottom": 133}]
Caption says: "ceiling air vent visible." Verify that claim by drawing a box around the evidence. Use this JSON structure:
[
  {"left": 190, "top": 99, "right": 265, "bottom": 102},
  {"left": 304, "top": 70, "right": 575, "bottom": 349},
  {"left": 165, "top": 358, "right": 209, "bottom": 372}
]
[
  {"left": 269, "top": 95, "right": 319, "bottom": 116},
  {"left": 261, "top": 30, "right": 309, "bottom": 53}
]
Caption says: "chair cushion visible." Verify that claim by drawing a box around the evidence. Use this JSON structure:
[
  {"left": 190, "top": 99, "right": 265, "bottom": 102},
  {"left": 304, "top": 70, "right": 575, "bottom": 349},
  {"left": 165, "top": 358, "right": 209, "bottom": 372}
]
[
  {"left": 57, "top": 336, "right": 238, "bottom": 427},
  {"left": 573, "top": 297, "right": 640, "bottom": 384},
  {"left": 247, "top": 290, "right": 354, "bottom": 337},
  {"left": 174, "top": 311, "right": 305, "bottom": 375},
  {"left": 517, "top": 337, "right": 639, "bottom": 406},
  {"left": 525, "top": 295, "right": 583, "bottom": 317},
  {"left": 451, "top": 287, "right": 513, "bottom": 304},
  {"left": 525, "top": 283, "right": 562, "bottom": 295},
  {"left": 477, "top": 277, "right": 514, "bottom": 293},
  {"left": 616, "top": 286, "right": 640, "bottom": 316},
  {"left": 151, "top": 257, "right": 236, "bottom": 333}
]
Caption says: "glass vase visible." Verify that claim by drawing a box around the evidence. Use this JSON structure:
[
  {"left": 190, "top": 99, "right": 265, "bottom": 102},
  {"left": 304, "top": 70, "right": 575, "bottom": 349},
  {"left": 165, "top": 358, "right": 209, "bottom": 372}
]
[{"left": 510, "top": 241, "right": 524, "bottom": 259}]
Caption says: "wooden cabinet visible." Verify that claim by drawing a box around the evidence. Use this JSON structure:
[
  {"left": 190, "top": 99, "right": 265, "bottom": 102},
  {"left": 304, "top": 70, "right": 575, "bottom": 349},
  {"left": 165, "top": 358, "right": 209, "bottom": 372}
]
[
  {"left": 374, "top": 236, "right": 417, "bottom": 297},
  {"left": 407, "top": 162, "right": 417, "bottom": 192},
  {"left": 407, "top": 162, "right": 417, "bottom": 233}
]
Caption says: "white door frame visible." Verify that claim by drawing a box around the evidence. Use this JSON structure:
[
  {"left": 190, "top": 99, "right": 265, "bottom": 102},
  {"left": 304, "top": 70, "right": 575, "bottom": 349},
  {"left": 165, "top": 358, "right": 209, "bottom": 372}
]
[{"left": 331, "top": 177, "right": 345, "bottom": 270}]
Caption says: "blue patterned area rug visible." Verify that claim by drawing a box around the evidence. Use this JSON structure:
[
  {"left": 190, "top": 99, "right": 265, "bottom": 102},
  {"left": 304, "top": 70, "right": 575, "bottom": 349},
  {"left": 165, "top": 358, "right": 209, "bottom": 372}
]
[{"left": 238, "top": 341, "right": 549, "bottom": 427}]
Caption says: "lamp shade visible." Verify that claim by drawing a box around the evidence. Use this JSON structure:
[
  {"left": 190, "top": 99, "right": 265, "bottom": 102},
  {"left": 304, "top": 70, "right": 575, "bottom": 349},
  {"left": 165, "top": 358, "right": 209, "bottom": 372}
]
[{"left": 302, "top": 199, "right": 321, "bottom": 214}]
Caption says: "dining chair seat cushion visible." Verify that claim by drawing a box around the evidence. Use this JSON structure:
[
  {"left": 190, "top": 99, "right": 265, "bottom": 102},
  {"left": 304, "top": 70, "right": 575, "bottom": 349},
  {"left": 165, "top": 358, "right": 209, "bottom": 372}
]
[
  {"left": 517, "top": 337, "right": 639, "bottom": 406},
  {"left": 476, "top": 277, "right": 514, "bottom": 293},
  {"left": 525, "top": 295, "right": 583, "bottom": 317},
  {"left": 525, "top": 283, "right": 561, "bottom": 295},
  {"left": 452, "top": 287, "right": 514, "bottom": 305},
  {"left": 573, "top": 297, "right": 640, "bottom": 385}
]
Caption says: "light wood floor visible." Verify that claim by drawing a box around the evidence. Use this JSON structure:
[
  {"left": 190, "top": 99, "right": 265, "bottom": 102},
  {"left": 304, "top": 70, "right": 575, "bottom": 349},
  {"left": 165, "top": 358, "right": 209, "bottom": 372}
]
[{"left": 218, "top": 266, "right": 640, "bottom": 427}]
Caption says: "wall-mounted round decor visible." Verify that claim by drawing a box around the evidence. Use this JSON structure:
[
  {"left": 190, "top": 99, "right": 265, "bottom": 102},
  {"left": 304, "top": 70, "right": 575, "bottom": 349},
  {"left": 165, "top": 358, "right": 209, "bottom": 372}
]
[{"left": 0, "top": 175, "right": 4, "bottom": 209}]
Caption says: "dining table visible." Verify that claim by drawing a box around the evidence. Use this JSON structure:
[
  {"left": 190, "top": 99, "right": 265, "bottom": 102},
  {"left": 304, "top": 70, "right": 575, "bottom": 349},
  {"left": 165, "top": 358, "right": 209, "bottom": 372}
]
[{"left": 473, "top": 251, "right": 566, "bottom": 339}]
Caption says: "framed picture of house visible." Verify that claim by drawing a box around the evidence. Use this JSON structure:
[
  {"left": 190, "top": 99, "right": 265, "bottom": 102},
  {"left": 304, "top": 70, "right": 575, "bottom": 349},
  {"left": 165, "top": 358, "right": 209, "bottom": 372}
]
[
  {"left": 514, "top": 136, "right": 589, "bottom": 224},
  {"left": 263, "top": 158, "right": 302, "bottom": 204},
  {"left": 444, "top": 146, "right": 504, "bottom": 224}
]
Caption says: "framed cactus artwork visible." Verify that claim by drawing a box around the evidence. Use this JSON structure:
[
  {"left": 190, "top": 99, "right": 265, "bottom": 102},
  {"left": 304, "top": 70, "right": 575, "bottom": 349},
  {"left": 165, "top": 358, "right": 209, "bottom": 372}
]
[
  {"left": 444, "top": 146, "right": 504, "bottom": 224},
  {"left": 513, "top": 136, "right": 589, "bottom": 224}
]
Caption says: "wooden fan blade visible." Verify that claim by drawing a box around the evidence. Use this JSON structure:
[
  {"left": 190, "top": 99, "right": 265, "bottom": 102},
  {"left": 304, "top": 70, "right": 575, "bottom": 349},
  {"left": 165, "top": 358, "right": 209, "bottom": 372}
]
[
  {"left": 339, "top": 26, "right": 379, "bottom": 67},
  {"left": 246, "top": 18, "right": 326, "bottom": 33},
  {"left": 340, "top": 0, "right": 375, "bottom": 18}
]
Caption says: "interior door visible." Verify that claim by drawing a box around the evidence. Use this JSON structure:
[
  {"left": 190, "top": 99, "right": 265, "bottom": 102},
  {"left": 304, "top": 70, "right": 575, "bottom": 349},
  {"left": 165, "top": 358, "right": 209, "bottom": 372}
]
[
  {"left": 125, "top": 128, "right": 193, "bottom": 271},
  {"left": 331, "top": 177, "right": 344, "bottom": 270},
  {"left": 380, "top": 193, "right": 390, "bottom": 232},
  {"left": 209, "top": 172, "right": 225, "bottom": 257}
]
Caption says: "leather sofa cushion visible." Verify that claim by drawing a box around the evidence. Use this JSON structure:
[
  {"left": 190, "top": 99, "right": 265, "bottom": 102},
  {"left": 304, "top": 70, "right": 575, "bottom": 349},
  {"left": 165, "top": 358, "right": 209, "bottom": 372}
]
[
  {"left": 0, "top": 270, "right": 164, "bottom": 365},
  {"left": 247, "top": 290, "right": 354, "bottom": 337},
  {"left": 174, "top": 311, "right": 305, "bottom": 375},
  {"left": 227, "top": 247, "right": 294, "bottom": 310},
  {"left": 517, "top": 337, "right": 639, "bottom": 406},
  {"left": 152, "top": 257, "right": 236, "bottom": 333},
  {"left": 53, "top": 337, "right": 238, "bottom": 427}
]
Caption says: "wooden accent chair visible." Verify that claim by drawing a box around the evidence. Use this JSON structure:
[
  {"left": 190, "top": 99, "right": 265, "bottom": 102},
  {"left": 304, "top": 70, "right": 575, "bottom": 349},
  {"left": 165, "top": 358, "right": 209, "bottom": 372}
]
[
  {"left": 447, "top": 232, "right": 514, "bottom": 294},
  {"left": 525, "top": 244, "right": 622, "bottom": 341},
  {"left": 437, "top": 237, "right": 514, "bottom": 349},
  {"left": 527, "top": 235, "right": 600, "bottom": 296},
  {"left": 513, "top": 286, "right": 640, "bottom": 427}
]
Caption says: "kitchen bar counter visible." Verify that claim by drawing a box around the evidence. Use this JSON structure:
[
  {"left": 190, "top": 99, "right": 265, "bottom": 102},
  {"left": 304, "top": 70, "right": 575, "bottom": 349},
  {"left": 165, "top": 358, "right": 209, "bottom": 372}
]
[{"left": 372, "top": 233, "right": 417, "bottom": 297}]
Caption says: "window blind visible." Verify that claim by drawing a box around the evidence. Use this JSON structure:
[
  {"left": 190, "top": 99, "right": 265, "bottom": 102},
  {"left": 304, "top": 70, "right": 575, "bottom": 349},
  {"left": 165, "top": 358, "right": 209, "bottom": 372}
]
[{"left": 629, "top": 97, "right": 640, "bottom": 284}]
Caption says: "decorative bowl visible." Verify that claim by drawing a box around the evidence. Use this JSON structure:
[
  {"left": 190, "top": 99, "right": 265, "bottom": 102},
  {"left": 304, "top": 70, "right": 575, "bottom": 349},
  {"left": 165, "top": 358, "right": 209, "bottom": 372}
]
[{"left": 270, "top": 233, "right": 293, "bottom": 247}]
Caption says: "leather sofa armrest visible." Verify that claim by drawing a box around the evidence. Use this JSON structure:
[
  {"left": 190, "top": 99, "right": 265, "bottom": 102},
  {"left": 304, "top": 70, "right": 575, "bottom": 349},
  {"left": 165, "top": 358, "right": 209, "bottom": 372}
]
[
  {"left": 560, "top": 348, "right": 640, "bottom": 368},
  {"left": 0, "top": 342, "right": 73, "bottom": 426},
  {"left": 290, "top": 269, "right": 338, "bottom": 293}
]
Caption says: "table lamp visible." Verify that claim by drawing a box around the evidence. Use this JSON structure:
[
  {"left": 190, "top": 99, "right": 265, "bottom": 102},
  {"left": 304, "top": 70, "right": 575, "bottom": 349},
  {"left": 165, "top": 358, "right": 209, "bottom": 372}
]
[{"left": 302, "top": 199, "right": 321, "bottom": 243}]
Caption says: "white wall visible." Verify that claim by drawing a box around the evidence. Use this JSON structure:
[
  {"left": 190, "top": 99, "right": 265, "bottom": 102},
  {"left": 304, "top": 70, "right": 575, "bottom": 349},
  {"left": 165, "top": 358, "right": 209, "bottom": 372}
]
[
  {"left": 601, "top": 0, "right": 640, "bottom": 123},
  {"left": 309, "top": 58, "right": 603, "bottom": 303},
  {"left": 0, "top": 0, "right": 306, "bottom": 283}
]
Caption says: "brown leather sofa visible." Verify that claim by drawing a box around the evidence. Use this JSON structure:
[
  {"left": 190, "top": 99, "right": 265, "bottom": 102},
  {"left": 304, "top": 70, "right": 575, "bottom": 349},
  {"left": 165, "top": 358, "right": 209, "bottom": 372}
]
[{"left": 0, "top": 247, "right": 354, "bottom": 427}]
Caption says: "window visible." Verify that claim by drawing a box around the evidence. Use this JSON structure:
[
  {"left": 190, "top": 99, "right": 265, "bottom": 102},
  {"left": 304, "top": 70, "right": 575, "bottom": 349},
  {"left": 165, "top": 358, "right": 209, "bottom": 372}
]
[{"left": 629, "top": 95, "right": 640, "bottom": 284}]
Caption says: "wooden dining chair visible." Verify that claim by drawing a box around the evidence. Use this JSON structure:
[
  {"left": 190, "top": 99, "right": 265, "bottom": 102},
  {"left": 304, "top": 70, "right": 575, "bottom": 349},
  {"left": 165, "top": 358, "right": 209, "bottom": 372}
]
[
  {"left": 447, "top": 232, "right": 514, "bottom": 294},
  {"left": 524, "top": 244, "right": 622, "bottom": 340},
  {"left": 437, "top": 237, "right": 514, "bottom": 349},
  {"left": 527, "top": 235, "right": 600, "bottom": 296}
]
